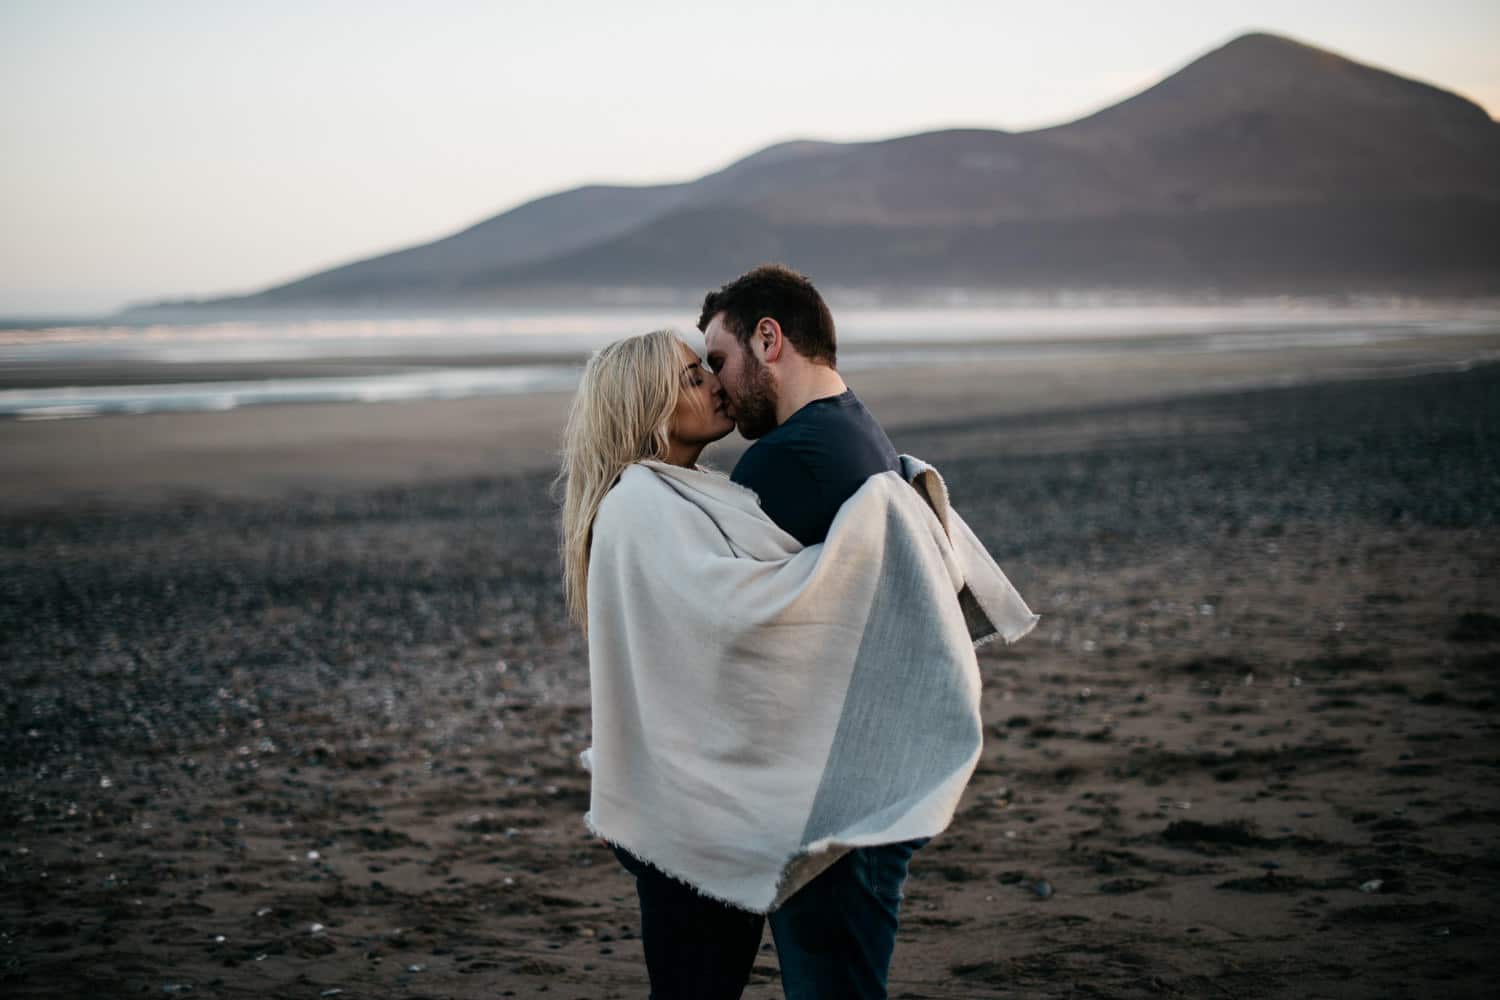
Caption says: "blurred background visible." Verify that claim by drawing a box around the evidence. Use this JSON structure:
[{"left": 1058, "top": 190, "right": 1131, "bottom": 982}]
[
  {"left": 1, "top": 0, "right": 1497, "bottom": 438},
  {"left": 2, "top": 4, "right": 1498, "bottom": 998}
]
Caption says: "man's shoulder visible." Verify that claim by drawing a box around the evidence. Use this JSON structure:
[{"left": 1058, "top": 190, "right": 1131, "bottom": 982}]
[
  {"left": 802, "top": 390, "right": 892, "bottom": 444},
  {"left": 745, "top": 393, "right": 879, "bottom": 455}
]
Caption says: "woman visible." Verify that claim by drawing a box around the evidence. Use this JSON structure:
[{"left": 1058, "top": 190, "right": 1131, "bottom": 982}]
[
  {"left": 558, "top": 328, "right": 760, "bottom": 998},
  {"left": 557, "top": 330, "right": 1037, "bottom": 1000},
  {"left": 559, "top": 328, "right": 734, "bottom": 628}
]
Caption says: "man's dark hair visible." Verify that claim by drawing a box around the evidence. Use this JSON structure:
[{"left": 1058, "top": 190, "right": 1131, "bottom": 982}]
[{"left": 697, "top": 264, "right": 837, "bottom": 367}]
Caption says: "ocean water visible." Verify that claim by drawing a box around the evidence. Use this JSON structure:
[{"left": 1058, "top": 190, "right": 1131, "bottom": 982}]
[
  {"left": 2, "top": 300, "right": 1497, "bottom": 420},
  {"left": 0, "top": 367, "right": 584, "bottom": 421}
]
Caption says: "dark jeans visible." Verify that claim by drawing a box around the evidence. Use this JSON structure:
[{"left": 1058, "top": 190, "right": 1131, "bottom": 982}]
[{"left": 613, "top": 838, "right": 926, "bottom": 1000}]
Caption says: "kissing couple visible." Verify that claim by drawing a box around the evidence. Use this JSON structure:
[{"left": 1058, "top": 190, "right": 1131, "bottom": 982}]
[{"left": 557, "top": 263, "right": 1037, "bottom": 999}]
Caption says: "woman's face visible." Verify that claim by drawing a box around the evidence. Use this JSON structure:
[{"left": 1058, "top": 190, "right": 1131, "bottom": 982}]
[{"left": 668, "top": 340, "right": 734, "bottom": 452}]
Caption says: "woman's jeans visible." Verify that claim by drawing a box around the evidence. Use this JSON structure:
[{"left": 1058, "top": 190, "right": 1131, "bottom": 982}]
[{"left": 613, "top": 838, "right": 927, "bottom": 1000}]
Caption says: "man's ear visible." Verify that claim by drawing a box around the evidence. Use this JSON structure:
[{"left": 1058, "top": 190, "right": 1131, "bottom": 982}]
[{"left": 758, "top": 317, "right": 784, "bottom": 363}]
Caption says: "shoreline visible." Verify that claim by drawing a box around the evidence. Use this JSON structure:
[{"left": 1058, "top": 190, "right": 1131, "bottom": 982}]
[
  {"left": 2, "top": 331, "right": 1498, "bottom": 514},
  {"left": 3, "top": 325, "right": 1498, "bottom": 392}
]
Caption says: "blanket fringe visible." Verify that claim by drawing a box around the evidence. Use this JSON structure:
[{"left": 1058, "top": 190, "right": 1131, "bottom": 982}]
[
  {"left": 584, "top": 812, "right": 782, "bottom": 914},
  {"left": 586, "top": 813, "right": 913, "bottom": 915},
  {"left": 974, "top": 611, "right": 1041, "bottom": 649}
]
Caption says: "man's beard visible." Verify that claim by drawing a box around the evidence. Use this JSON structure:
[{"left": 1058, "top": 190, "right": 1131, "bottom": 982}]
[{"left": 730, "top": 352, "right": 778, "bottom": 440}]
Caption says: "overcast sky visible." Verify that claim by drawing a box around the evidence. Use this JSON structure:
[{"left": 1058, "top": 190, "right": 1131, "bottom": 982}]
[{"left": 2, "top": 0, "right": 1496, "bottom": 315}]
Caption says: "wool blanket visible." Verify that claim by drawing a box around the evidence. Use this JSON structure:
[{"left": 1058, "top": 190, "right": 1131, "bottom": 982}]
[{"left": 581, "top": 456, "right": 1038, "bottom": 912}]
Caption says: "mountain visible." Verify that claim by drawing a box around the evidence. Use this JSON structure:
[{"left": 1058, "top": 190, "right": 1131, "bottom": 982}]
[{"left": 147, "top": 32, "right": 1500, "bottom": 310}]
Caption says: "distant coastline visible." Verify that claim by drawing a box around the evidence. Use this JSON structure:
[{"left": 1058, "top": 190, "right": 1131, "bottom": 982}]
[{"left": 2, "top": 300, "right": 1497, "bottom": 421}]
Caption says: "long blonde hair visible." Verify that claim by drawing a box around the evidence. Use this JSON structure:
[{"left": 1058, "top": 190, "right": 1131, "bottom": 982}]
[{"left": 558, "top": 329, "right": 687, "bottom": 630}]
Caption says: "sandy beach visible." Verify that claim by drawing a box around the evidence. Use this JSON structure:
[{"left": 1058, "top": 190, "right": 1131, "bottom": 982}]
[
  {"left": 2, "top": 338, "right": 1499, "bottom": 998},
  {"left": 3, "top": 328, "right": 1496, "bottom": 510}
]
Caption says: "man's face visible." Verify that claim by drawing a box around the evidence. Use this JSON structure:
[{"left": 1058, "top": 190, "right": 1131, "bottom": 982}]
[{"left": 703, "top": 312, "right": 779, "bottom": 440}]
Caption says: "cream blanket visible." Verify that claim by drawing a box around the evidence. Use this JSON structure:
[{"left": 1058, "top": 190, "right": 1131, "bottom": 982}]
[{"left": 582, "top": 456, "right": 1038, "bottom": 913}]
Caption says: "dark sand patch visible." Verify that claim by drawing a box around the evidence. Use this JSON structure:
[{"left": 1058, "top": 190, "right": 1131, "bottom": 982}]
[{"left": 3, "top": 364, "right": 1499, "bottom": 997}]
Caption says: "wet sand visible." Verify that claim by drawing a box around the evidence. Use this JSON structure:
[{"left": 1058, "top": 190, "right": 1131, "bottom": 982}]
[
  {"left": 2, "top": 328, "right": 1497, "bottom": 510},
  {"left": 2, "top": 352, "right": 1498, "bottom": 998}
]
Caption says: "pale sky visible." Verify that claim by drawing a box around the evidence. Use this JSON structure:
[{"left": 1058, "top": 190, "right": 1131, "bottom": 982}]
[{"left": 2, "top": 0, "right": 1496, "bottom": 315}]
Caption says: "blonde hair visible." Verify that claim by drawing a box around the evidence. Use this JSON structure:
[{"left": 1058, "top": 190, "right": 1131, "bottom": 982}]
[{"left": 558, "top": 329, "right": 688, "bottom": 630}]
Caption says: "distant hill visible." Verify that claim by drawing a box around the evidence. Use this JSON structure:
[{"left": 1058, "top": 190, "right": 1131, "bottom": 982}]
[{"left": 139, "top": 32, "right": 1500, "bottom": 311}]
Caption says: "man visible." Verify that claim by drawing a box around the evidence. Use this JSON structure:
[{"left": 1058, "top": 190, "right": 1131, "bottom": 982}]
[{"left": 701, "top": 263, "right": 925, "bottom": 998}]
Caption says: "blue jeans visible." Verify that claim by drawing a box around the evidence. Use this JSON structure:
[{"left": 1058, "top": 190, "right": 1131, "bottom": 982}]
[{"left": 614, "top": 838, "right": 926, "bottom": 1000}]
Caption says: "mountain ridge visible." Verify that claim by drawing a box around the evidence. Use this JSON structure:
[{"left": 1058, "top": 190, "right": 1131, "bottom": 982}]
[{"left": 135, "top": 31, "right": 1500, "bottom": 312}]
